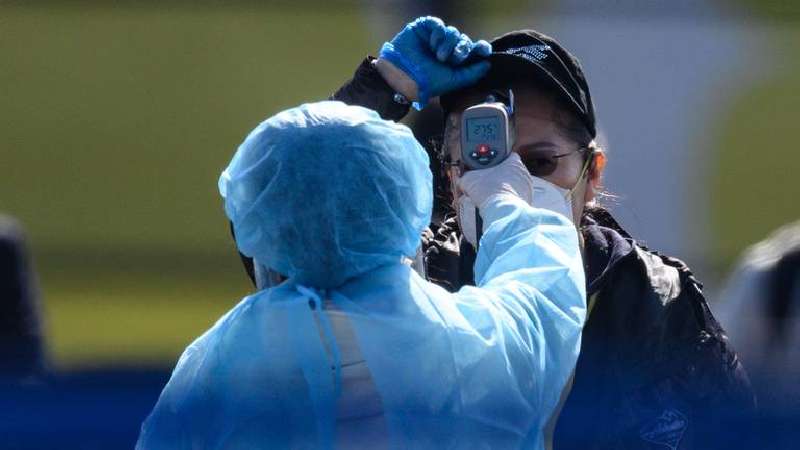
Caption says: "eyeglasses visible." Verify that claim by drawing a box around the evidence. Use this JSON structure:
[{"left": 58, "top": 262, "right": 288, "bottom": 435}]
[
  {"left": 518, "top": 146, "right": 590, "bottom": 177},
  {"left": 430, "top": 135, "right": 591, "bottom": 178}
]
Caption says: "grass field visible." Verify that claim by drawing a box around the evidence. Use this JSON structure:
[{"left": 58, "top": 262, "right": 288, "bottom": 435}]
[
  {"left": 42, "top": 264, "right": 246, "bottom": 365},
  {"left": 2, "top": 3, "right": 798, "bottom": 368}
]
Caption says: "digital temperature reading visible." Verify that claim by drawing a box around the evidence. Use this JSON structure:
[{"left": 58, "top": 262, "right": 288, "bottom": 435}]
[{"left": 466, "top": 116, "right": 500, "bottom": 142}]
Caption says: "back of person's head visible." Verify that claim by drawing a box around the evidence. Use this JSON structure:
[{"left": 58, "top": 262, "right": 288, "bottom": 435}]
[
  {"left": 219, "top": 101, "right": 432, "bottom": 288},
  {"left": 0, "top": 214, "right": 46, "bottom": 379}
]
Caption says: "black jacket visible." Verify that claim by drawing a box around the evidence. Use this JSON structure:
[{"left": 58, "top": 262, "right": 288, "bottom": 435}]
[{"left": 425, "top": 209, "right": 755, "bottom": 449}]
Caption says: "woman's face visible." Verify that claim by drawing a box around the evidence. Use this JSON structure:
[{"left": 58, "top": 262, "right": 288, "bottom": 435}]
[{"left": 444, "top": 86, "right": 595, "bottom": 222}]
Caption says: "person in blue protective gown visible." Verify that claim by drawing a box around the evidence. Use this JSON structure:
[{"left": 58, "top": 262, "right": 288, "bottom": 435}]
[{"left": 136, "top": 100, "right": 586, "bottom": 449}]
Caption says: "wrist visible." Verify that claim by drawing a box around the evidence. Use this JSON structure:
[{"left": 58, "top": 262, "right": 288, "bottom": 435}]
[
  {"left": 479, "top": 194, "right": 528, "bottom": 227},
  {"left": 373, "top": 57, "right": 418, "bottom": 102}
]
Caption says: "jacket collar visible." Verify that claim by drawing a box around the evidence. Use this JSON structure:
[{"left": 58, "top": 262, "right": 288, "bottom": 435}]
[{"left": 580, "top": 207, "right": 635, "bottom": 295}]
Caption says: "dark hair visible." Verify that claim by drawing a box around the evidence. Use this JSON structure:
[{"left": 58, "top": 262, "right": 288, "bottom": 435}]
[{"left": 539, "top": 87, "right": 594, "bottom": 149}]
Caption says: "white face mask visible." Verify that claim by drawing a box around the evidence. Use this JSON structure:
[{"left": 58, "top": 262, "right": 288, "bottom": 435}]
[
  {"left": 531, "top": 176, "right": 575, "bottom": 223},
  {"left": 457, "top": 175, "right": 575, "bottom": 248}
]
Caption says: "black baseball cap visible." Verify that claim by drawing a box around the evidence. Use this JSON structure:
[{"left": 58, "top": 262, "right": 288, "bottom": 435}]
[{"left": 441, "top": 29, "right": 596, "bottom": 139}]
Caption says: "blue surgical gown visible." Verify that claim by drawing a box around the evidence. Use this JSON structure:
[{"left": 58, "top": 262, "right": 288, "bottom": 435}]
[{"left": 136, "top": 196, "right": 585, "bottom": 449}]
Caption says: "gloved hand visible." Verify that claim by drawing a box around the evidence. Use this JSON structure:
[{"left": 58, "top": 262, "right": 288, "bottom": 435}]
[
  {"left": 456, "top": 153, "right": 534, "bottom": 247},
  {"left": 457, "top": 152, "right": 534, "bottom": 209},
  {"left": 378, "top": 16, "right": 491, "bottom": 109}
]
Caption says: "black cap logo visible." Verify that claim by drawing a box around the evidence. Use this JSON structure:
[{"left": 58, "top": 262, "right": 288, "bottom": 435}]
[{"left": 506, "top": 44, "right": 551, "bottom": 63}]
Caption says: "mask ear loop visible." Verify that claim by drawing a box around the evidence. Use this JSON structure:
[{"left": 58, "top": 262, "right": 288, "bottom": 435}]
[{"left": 565, "top": 148, "right": 595, "bottom": 199}]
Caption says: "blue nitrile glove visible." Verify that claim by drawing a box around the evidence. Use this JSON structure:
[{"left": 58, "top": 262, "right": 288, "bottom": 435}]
[{"left": 379, "top": 16, "right": 492, "bottom": 109}]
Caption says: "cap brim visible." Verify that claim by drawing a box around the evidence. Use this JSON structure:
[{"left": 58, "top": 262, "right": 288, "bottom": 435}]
[
  {"left": 486, "top": 53, "right": 586, "bottom": 116},
  {"left": 441, "top": 53, "right": 571, "bottom": 113}
]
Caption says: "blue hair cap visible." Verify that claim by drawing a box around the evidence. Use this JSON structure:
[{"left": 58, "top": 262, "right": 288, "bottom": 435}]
[{"left": 219, "top": 101, "right": 432, "bottom": 288}]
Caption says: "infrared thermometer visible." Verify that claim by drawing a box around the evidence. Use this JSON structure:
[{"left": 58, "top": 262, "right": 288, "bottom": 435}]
[{"left": 460, "top": 89, "right": 514, "bottom": 170}]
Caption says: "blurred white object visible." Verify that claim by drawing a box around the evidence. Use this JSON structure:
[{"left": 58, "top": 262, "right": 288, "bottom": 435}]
[{"left": 716, "top": 220, "right": 800, "bottom": 410}]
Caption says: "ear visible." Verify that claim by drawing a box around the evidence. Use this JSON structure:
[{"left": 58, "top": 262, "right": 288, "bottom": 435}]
[{"left": 584, "top": 149, "right": 606, "bottom": 202}]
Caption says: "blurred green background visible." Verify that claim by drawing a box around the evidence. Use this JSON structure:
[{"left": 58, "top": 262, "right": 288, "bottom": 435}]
[
  {"left": 2, "top": 2, "right": 377, "bottom": 367},
  {"left": 2, "top": 1, "right": 798, "bottom": 368},
  {"left": 710, "top": 24, "right": 800, "bottom": 270}
]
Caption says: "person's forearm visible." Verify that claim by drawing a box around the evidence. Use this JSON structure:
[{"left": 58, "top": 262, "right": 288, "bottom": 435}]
[
  {"left": 373, "top": 58, "right": 418, "bottom": 101},
  {"left": 474, "top": 195, "right": 585, "bottom": 324},
  {"left": 458, "top": 195, "right": 586, "bottom": 416},
  {"left": 329, "top": 57, "right": 410, "bottom": 122}
]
